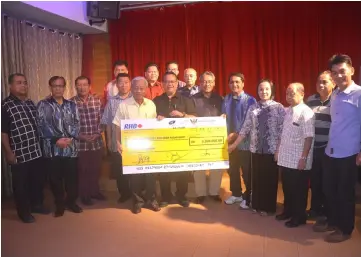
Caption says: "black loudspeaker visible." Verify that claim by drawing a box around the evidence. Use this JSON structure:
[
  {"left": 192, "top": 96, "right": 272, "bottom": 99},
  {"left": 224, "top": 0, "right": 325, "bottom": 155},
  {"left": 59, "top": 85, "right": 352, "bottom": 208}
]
[{"left": 87, "top": 1, "right": 120, "bottom": 19}]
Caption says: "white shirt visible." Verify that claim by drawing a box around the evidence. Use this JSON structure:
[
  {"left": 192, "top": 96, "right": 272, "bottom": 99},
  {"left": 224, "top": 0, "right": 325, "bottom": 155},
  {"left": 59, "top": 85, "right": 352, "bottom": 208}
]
[
  {"left": 277, "top": 102, "right": 315, "bottom": 170},
  {"left": 112, "top": 97, "right": 157, "bottom": 126}
]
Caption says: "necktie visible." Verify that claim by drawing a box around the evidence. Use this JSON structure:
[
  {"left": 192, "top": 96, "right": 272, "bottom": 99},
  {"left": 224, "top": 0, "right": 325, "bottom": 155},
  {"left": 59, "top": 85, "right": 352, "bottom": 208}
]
[{"left": 229, "top": 98, "right": 237, "bottom": 133}]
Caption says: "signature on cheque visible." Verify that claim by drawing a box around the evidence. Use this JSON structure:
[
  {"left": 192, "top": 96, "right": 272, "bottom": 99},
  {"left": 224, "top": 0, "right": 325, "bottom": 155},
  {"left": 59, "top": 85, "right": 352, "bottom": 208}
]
[
  {"left": 167, "top": 151, "right": 189, "bottom": 163},
  {"left": 137, "top": 154, "right": 150, "bottom": 164}
]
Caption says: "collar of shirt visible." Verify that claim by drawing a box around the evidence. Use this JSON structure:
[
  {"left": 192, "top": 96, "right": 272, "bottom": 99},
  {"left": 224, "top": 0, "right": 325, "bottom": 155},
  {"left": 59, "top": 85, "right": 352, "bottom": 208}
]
[
  {"left": 159, "top": 92, "right": 181, "bottom": 100},
  {"left": 313, "top": 93, "right": 331, "bottom": 105},
  {"left": 149, "top": 81, "right": 162, "bottom": 87},
  {"left": 338, "top": 81, "right": 357, "bottom": 95},
  {"left": 113, "top": 92, "right": 133, "bottom": 101},
  {"left": 194, "top": 91, "right": 217, "bottom": 99},
  {"left": 258, "top": 100, "right": 274, "bottom": 107},
  {"left": 232, "top": 91, "right": 245, "bottom": 100},
  {"left": 48, "top": 96, "right": 67, "bottom": 105},
  {"left": 291, "top": 101, "right": 306, "bottom": 111},
  {"left": 180, "top": 85, "right": 198, "bottom": 91},
  {"left": 127, "top": 96, "right": 150, "bottom": 107},
  {"left": 73, "top": 94, "right": 98, "bottom": 103},
  {"left": 9, "top": 93, "right": 29, "bottom": 103}
]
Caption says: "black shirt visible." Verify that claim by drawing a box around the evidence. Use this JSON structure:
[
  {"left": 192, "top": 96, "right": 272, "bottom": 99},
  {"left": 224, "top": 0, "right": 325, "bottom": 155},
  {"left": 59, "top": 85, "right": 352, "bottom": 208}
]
[
  {"left": 153, "top": 92, "right": 197, "bottom": 118},
  {"left": 192, "top": 92, "right": 223, "bottom": 117},
  {"left": 1, "top": 94, "right": 42, "bottom": 163}
]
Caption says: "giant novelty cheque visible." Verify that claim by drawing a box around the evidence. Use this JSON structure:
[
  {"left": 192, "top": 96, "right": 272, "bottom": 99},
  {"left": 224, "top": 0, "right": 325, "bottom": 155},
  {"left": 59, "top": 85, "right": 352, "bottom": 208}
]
[{"left": 120, "top": 117, "right": 229, "bottom": 174}]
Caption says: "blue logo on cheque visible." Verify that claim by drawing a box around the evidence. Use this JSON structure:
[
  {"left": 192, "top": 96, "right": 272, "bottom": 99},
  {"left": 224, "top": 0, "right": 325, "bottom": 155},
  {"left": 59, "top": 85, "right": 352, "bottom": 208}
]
[{"left": 124, "top": 124, "right": 141, "bottom": 129}]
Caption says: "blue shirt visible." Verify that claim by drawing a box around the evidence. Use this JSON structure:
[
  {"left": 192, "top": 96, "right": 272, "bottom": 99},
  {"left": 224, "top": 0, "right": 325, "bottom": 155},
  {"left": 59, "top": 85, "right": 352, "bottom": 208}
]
[
  {"left": 326, "top": 82, "right": 361, "bottom": 158},
  {"left": 37, "top": 97, "right": 80, "bottom": 158},
  {"left": 222, "top": 92, "right": 256, "bottom": 150},
  {"left": 100, "top": 93, "right": 132, "bottom": 152}
]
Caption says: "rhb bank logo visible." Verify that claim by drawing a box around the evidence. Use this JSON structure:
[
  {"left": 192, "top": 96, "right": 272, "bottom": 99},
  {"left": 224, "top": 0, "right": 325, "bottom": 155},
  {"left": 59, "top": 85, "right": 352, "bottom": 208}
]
[{"left": 124, "top": 123, "right": 143, "bottom": 129}]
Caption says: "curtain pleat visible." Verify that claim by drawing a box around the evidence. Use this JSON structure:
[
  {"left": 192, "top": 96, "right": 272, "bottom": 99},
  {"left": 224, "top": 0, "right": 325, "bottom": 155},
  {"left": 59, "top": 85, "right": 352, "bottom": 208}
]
[{"left": 1, "top": 15, "right": 83, "bottom": 196}]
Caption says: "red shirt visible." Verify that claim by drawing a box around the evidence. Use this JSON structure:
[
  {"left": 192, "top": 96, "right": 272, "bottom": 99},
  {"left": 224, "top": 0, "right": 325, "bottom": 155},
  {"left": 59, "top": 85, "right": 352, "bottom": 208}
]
[{"left": 145, "top": 81, "right": 164, "bottom": 100}]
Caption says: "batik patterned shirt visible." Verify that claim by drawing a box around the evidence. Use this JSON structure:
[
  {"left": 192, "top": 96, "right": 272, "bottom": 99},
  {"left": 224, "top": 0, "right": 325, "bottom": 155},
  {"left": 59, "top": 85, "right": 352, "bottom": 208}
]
[
  {"left": 239, "top": 100, "right": 285, "bottom": 154},
  {"left": 37, "top": 97, "right": 80, "bottom": 158}
]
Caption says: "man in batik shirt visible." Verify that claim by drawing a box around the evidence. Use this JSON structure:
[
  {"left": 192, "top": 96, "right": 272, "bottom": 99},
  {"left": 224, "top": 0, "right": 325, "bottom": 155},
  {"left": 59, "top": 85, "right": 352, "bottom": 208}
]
[{"left": 37, "top": 76, "right": 82, "bottom": 217}]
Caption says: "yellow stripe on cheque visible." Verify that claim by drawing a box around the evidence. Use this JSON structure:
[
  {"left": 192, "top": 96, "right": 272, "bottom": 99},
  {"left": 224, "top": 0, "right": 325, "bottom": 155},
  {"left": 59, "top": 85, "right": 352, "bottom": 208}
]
[{"left": 120, "top": 117, "right": 230, "bottom": 174}]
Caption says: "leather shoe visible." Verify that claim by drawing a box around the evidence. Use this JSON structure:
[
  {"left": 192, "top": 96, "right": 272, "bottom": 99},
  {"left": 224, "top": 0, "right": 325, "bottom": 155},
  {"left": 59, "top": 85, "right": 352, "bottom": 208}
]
[
  {"left": 20, "top": 214, "right": 35, "bottom": 223},
  {"left": 285, "top": 219, "right": 306, "bottom": 228},
  {"left": 195, "top": 196, "right": 206, "bottom": 204},
  {"left": 67, "top": 204, "right": 83, "bottom": 213},
  {"left": 146, "top": 200, "right": 161, "bottom": 212},
  {"left": 275, "top": 213, "right": 291, "bottom": 221},
  {"left": 132, "top": 203, "right": 142, "bottom": 214},
  {"left": 54, "top": 207, "right": 65, "bottom": 217},
  {"left": 31, "top": 205, "right": 51, "bottom": 215},
  {"left": 81, "top": 197, "right": 94, "bottom": 206},
  {"left": 324, "top": 229, "right": 351, "bottom": 243}
]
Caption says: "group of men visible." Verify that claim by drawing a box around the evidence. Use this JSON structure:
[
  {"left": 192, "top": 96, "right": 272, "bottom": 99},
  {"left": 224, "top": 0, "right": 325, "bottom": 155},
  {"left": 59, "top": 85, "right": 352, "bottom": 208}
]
[{"left": 2, "top": 55, "right": 361, "bottom": 244}]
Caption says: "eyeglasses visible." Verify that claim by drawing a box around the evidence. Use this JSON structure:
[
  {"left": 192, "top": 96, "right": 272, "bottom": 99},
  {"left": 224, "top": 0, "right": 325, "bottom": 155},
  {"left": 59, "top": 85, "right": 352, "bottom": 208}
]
[
  {"left": 202, "top": 80, "right": 214, "bottom": 84},
  {"left": 164, "top": 80, "right": 177, "bottom": 84},
  {"left": 51, "top": 84, "right": 65, "bottom": 88}
]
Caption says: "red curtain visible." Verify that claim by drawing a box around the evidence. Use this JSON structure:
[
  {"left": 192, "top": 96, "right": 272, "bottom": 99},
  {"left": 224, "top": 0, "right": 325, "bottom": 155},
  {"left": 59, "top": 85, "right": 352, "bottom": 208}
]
[{"left": 109, "top": 1, "right": 361, "bottom": 103}]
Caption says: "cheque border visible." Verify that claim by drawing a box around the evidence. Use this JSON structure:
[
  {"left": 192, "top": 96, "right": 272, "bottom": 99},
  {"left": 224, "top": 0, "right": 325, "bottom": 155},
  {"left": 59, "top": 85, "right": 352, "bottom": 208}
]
[{"left": 123, "top": 161, "right": 230, "bottom": 174}]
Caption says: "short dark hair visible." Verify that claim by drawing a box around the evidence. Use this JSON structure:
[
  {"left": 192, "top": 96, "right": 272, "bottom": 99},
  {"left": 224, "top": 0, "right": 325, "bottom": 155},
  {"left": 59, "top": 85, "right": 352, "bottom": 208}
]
[
  {"left": 257, "top": 79, "right": 275, "bottom": 100},
  {"left": 75, "top": 76, "right": 91, "bottom": 85},
  {"left": 228, "top": 72, "right": 245, "bottom": 83},
  {"left": 328, "top": 54, "right": 353, "bottom": 69},
  {"left": 166, "top": 61, "right": 178, "bottom": 69},
  {"left": 113, "top": 60, "right": 128, "bottom": 68},
  {"left": 144, "top": 62, "right": 159, "bottom": 72},
  {"left": 116, "top": 73, "right": 131, "bottom": 80},
  {"left": 48, "top": 76, "right": 66, "bottom": 87},
  {"left": 163, "top": 71, "right": 178, "bottom": 81},
  {"left": 8, "top": 73, "right": 26, "bottom": 84}
]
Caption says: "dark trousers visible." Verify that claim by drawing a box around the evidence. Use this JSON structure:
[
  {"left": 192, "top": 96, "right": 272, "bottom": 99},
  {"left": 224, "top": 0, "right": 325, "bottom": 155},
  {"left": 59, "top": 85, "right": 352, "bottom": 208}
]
[
  {"left": 131, "top": 174, "right": 156, "bottom": 204},
  {"left": 281, "top": 166, "right": 309, "bottom": 221},
  {"left": 48, "top": 157, "right": 78, "bottom": 208},
  {"left": 309, "top": 147, "right": 327, "bottom": 216},
  {"left": 323, "top": 154, "right": 358, "bottom": 235},
  {"left": 110, "top": 152, "right": 131, "bottom": 197},
  {"left": 251, "top": 153, "right": 279, "bottom": 213},
  {"left": 228, "top": 150, "right": 251, "bottom": 203},
  {"left": 78, "top": 150, "right": 102, "bottom": 198},
  {"left": 159, "top": 172, "right": 189, "bottom": 201},
  {"left": 11, "top": 158, "right": 47, "bottom": 218}
]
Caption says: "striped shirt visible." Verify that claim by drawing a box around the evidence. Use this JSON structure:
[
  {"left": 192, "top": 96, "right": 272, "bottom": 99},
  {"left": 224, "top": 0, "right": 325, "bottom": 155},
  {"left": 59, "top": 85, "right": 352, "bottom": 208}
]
[{"left": 306, "top": 94, "right": 331, "bottom": 148}]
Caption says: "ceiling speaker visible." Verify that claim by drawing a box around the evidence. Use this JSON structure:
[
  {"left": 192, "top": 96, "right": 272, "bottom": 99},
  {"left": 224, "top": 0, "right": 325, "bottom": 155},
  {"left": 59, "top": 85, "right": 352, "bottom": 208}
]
[{"left": 87, "top": 1, "right": 120, "bottom": 20}]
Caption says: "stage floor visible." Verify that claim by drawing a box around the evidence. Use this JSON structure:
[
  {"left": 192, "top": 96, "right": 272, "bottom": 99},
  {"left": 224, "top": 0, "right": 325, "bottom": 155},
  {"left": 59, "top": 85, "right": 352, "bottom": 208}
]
[{"left": 2, "top": 172, "right": 361, "bottom": 257}]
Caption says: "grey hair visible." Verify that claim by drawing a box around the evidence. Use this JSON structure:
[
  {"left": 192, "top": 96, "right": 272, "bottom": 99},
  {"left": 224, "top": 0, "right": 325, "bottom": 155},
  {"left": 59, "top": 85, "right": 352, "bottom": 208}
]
[
  {"left": 131, "top": 76, "right": 148, "bottom": 88},
  {"left": 199, "top": 71, "right": 215, "bottom": 81},
  {"left": 290, "top": 82, "right": 304, "bottom": 94}
]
